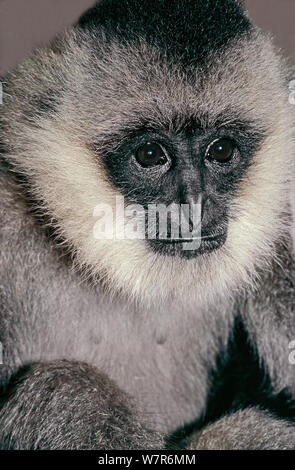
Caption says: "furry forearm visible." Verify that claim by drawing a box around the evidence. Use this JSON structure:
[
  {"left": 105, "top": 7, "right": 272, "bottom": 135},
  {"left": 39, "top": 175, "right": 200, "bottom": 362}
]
[
  {"left": 0, "top": 360, "right": 163, "bottom": 450},
  {"left": 188, "top": 408, "right": 295, "bottom": 450}
]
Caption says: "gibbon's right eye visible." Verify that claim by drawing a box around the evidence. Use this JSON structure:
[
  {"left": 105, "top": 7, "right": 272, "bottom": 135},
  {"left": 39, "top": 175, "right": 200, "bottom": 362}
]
[{"left": 135, "top": 142, "right": 168, "bottom": 168}]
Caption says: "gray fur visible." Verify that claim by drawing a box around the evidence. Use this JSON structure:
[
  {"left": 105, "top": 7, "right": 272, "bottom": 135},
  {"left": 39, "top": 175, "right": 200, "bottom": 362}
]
[
  {"left": 189, "top": 408, "right": 295, "bottom": 450},
  {"left": 0, "top": 360, "right": 163, "bottom": 450},
  {"left": 0, "top": 0, "right": 295, "bottom": 450}
]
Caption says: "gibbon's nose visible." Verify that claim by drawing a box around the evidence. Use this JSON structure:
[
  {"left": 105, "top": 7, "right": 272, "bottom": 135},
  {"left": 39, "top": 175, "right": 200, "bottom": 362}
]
[{"left": 180, "top": 194, "right": 204, "bottom": 233}]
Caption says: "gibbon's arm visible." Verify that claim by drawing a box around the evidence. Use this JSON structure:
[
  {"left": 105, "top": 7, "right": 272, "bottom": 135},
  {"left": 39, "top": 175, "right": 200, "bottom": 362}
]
[
  {"left": 189, "top": 408, "right": 295, "bottom": 450},
  {"left": 0, "top": 360, "right": 163, "bottom": 450}
]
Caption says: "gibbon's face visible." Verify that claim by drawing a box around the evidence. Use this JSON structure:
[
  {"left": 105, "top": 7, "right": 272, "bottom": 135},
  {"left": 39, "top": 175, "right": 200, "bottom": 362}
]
[{"left": 6, "top": 0, "right": 294, "bottom": 304}]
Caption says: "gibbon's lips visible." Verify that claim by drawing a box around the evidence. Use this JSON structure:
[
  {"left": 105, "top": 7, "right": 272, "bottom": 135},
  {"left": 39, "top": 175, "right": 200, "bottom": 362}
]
[{"left": 148, "top": 231, "right": 227, "bottom": 258}]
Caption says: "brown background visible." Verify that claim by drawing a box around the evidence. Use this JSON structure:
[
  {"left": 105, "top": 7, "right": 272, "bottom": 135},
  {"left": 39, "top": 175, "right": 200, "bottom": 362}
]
[{"left": 0, "top": 0, "right": 295, "bottom": 75}]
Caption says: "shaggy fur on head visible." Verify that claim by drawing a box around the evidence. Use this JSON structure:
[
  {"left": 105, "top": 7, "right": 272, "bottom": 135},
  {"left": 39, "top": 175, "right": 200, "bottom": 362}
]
[{"left": 1, "top": 3, "right": 294, "bottom": 307}]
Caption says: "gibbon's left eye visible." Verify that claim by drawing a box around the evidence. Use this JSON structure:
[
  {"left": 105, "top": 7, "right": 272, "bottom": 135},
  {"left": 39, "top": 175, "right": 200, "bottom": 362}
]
[
  {"left": 135, "top": 142, "right": 168, "bottom": 168},
  {"left": 206, "top": 138, "right": 235, "bottom": 163}
]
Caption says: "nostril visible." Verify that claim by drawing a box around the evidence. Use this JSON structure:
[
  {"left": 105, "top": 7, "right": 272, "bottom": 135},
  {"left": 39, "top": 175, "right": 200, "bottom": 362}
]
[
  {"left": 201, "top": 196, "right": 209, "bottom": 222},
  {"left": 180, "top": 194, "right": 203, "bottom": 232}
]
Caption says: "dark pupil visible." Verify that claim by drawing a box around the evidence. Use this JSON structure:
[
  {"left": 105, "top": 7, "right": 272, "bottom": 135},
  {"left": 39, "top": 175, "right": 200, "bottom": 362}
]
[
  {"left": 211, "top": 139, "right": 233, "bottom": 162},
  {"left": 136, "top": 143, "right": 165, "bottom": 167}
]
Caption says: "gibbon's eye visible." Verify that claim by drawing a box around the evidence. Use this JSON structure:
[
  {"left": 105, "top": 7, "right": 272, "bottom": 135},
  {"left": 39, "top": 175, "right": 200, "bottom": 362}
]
[
  {"left": 207, "top": 138, "right": 235, "bottom": 163},
  {"left": 135, "top": 142, "right": 168, "bottom": 168}
]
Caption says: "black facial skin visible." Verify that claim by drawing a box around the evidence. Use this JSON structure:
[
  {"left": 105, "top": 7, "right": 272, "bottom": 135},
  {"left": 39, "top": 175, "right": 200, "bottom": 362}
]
[{"left": 101, "top": 114, "right": 266, "bottom": 259}]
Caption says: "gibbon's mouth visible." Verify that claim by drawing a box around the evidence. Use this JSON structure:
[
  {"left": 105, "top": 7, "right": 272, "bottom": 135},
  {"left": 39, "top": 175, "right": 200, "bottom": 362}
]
[{"left": 148, "top": 232, "right": 227, "bottom": 259}]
